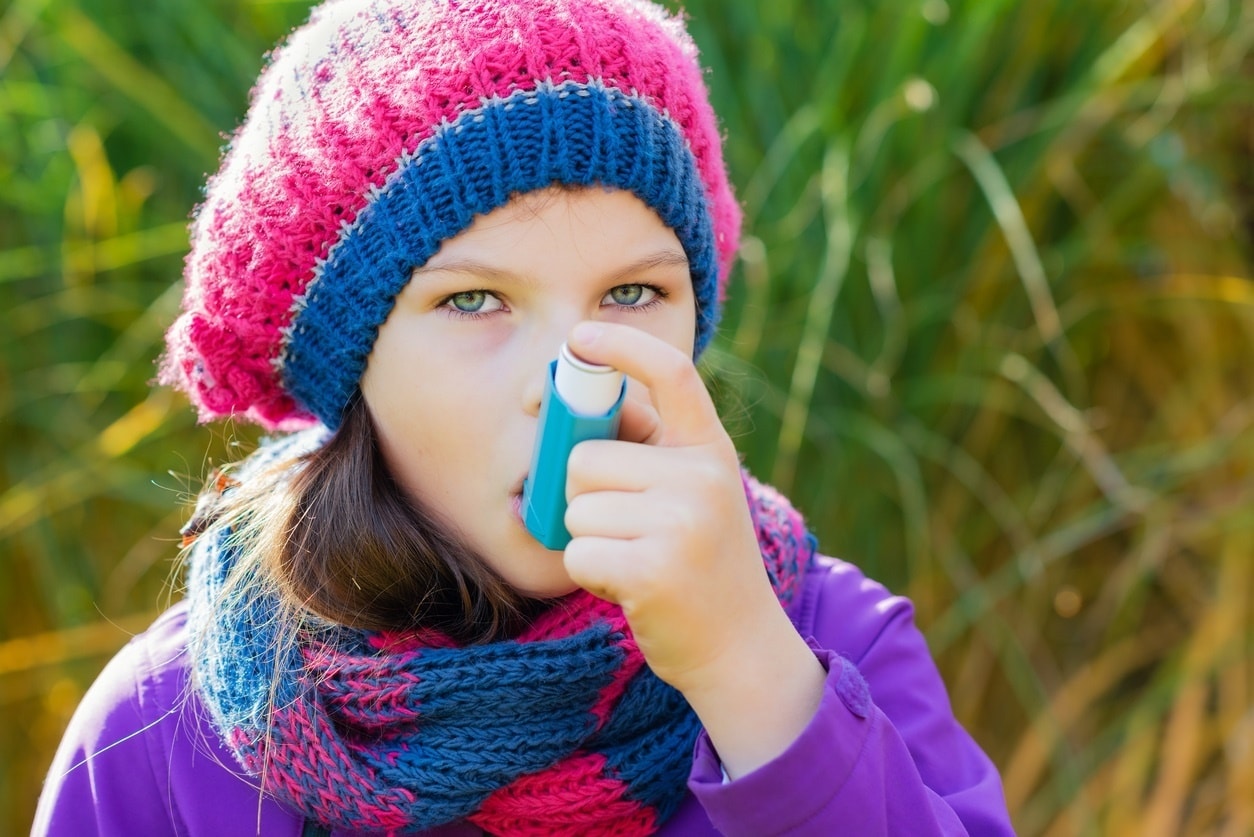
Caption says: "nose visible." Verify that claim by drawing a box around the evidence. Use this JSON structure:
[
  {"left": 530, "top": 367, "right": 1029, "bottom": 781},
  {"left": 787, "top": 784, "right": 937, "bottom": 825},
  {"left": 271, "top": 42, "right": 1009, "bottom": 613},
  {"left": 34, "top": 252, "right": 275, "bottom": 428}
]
[
  {"left": 523, "top": 359, "right": 547, "bottom": 418},
  {"left": 522, "top": 315, "right": 584, "bottom": 417},
  {"left": 521, "top": 311, "right": 594, "bottom": 416}
]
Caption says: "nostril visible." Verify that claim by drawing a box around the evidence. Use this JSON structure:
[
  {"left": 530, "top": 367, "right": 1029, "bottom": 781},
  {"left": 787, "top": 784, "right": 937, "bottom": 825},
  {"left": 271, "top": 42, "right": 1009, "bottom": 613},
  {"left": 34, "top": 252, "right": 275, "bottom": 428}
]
[{"left": 522, "top": 367, "right": 547, "bottom": 417}]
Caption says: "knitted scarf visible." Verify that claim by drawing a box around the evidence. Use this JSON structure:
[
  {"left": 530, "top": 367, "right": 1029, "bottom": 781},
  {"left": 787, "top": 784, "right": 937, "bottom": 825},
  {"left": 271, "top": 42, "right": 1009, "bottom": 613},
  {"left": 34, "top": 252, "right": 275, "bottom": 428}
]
[{"left": 186, "top": 435, "right": 813, "bottom": 836}]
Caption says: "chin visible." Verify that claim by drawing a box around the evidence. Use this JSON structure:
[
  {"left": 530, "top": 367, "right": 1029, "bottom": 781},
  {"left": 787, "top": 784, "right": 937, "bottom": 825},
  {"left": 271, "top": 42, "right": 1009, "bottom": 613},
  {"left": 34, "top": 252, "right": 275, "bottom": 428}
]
[
  {"left": 512, "top": 576, "right": 581, "bottom": 600},
  {"left": 487, "top": 527, "right": 580, "bottom": 599},
  {"left": 504, "top": 558, "right": 581, "bottom": 600}
]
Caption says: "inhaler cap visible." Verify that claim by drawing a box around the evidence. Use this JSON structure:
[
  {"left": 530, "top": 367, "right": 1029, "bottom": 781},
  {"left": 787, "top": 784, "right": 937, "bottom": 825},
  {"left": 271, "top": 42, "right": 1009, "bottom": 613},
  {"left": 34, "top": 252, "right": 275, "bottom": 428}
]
[{"left": 555, "top": 343, "right": 624, "bottom": 417}]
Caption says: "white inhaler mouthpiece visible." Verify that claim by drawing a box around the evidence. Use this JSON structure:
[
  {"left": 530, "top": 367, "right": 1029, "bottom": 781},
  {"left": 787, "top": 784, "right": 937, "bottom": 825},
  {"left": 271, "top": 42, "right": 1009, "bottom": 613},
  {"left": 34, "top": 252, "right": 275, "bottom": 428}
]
[{"left": 554, "top": 342, "right": 624, "bottom": 415}]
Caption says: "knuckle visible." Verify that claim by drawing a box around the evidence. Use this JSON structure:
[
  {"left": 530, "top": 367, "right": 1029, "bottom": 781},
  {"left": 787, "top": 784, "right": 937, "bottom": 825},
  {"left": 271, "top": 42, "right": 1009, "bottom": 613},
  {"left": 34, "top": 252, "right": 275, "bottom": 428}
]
[
  {"left": 659, "top": 351, "right": 697, "bottom": 392},
  {"left": 563, "top": 495, "right": 589, "bottom": 533},
  {"left": 655, "top": 499, "right": 699, "bottom": 536},
  {"left": 562, "top": 539, "right": 594, "bottom": 582},
  {"left": 563, "top": 535, "right": 589, "bottom": 565},
  {"left": 564, "top": 447, "right": 591, "bottom": 491},
  {"left": 694, "top": 456, "right": 726, "bottom": 487},
  {"left": 564, "top": 441, "right": 603, "bottom": 498},
  {"left": 679, "top": 456, "right": 732, "bottom": 503},
  {"left": 566, "top": 441, "right": 593, "bottom": 473}
]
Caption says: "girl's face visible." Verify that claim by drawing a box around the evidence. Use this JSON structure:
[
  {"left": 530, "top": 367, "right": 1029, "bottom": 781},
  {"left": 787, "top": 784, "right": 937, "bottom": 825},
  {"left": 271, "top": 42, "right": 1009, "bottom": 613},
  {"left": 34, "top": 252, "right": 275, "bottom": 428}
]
[{"left": 361, "top": 187, "right": 697, "bottom": 598}]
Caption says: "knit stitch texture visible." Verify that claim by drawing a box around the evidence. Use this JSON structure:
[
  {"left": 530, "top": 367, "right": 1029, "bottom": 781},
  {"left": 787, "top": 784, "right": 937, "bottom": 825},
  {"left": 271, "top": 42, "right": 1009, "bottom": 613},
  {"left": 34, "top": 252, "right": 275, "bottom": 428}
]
[
  {"left": 186, "top": 431, "right": 812, "bottom": 835},
  {"left": 162, "top": 0, "right": 741, "bottom": 430}
]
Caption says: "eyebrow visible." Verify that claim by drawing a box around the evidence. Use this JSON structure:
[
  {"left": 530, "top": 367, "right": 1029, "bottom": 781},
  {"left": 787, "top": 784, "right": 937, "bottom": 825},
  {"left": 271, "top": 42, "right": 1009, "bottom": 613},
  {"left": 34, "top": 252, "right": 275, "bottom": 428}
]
[{"left": 412, "top": 249, "right": 690, "bottom": 285}]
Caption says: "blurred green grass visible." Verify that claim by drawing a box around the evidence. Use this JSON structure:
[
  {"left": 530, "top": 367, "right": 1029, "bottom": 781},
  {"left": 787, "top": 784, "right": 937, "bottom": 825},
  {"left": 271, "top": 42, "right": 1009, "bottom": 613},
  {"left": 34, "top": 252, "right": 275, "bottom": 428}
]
[{"left": 3, "top": 0, "right": 1252, "bottom": 834}]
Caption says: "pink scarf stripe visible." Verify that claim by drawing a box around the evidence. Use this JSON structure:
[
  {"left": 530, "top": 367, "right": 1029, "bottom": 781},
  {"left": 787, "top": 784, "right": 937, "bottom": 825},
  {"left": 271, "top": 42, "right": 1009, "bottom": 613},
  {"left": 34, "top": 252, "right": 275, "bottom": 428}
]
[
  {"left": 263, "top": 704, "right": 417, "bottom": 831},
  {"left": 471, "top": 751, "right": 656, "bottom": 836}
]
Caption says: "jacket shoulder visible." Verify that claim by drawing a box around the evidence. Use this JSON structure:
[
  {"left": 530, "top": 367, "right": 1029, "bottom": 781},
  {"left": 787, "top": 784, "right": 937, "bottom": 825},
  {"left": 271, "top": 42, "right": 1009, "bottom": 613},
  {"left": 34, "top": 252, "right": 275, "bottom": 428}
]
[
  {"left": 34, "top": 603, "right": 195, "bottom": 834},
  {"left": 33, "top": 602, "right": 300, "bottom": 836}
]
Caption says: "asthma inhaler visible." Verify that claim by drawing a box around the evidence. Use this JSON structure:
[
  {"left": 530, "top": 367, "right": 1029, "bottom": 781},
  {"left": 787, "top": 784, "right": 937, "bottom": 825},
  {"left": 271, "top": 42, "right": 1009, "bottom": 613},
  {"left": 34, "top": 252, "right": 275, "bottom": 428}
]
[{"left": 522, "top": 342, "right": 626, "bottom": 549}]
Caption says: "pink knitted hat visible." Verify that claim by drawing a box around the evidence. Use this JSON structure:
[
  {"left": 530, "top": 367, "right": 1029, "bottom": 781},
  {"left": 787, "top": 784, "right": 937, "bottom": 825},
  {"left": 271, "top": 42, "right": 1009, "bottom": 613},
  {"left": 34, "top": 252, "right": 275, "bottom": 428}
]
[{"left": 161, "top": 0, "right": 740, "bottom": 430}]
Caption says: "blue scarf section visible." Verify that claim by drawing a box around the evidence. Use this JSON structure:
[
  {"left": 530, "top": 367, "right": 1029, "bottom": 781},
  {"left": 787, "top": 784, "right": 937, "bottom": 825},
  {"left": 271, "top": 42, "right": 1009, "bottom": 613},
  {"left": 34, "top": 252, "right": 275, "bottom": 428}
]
[{"left": 185, "top": 431, "right": 814, "bottom": 834}]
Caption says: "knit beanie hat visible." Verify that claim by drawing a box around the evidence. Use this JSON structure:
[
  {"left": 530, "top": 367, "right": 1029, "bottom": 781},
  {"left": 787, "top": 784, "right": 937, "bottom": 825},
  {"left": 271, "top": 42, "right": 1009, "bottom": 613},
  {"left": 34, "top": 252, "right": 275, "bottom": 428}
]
[{"left": 161, "top": 0, "right": 741, "bottom": 430}]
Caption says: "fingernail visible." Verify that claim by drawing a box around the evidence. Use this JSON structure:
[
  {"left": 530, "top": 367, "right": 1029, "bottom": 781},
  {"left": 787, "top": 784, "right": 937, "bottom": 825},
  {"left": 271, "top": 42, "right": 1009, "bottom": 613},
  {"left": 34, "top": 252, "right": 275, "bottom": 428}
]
[{"left": 571, "top": 322, "right": 603, "bottom": 346}]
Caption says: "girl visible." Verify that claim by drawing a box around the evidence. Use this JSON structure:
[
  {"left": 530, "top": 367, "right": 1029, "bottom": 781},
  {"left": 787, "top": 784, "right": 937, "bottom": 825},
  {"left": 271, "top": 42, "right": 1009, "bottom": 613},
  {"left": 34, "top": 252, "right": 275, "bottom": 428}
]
[{"left": 34, "top": 1, "right": 1013, "bottom": 834}]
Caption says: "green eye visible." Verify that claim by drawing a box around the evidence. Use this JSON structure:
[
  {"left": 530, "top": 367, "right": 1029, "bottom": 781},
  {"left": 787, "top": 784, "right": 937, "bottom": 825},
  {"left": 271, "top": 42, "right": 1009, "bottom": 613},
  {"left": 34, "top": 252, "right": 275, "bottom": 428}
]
[
  {"left": 441, "top": 290, "right": 504, "bottom": 317},
  {"left": 450, "top": 291, "right": 490, "bottom": 312},
  {"left": 609, "top": 285, "right": 643, "bottom": 305},
  {"left": 605, "top": 284, "right": 658, "bottom": 307}
]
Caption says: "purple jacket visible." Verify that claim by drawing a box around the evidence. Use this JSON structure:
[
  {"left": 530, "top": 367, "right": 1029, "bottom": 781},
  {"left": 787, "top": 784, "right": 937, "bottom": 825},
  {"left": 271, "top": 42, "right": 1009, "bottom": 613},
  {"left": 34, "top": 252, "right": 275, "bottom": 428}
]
[{"left": 34, "top": 555, "right": 1012, "bottom": 835}]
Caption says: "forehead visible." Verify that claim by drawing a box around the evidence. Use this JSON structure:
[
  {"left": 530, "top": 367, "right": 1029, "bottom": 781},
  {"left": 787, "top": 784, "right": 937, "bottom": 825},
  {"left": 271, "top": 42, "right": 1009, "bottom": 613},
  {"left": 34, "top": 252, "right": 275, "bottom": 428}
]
[{"left": 420, "top": 187, "right": 686, "bottom": 269}]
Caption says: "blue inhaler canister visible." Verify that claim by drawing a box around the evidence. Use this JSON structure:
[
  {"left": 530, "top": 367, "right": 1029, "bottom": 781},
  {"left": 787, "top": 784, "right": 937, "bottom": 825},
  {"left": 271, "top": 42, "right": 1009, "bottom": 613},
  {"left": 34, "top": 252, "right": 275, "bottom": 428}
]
[{"left": 522, "top": 342, "right": 626, "bottom": 550}]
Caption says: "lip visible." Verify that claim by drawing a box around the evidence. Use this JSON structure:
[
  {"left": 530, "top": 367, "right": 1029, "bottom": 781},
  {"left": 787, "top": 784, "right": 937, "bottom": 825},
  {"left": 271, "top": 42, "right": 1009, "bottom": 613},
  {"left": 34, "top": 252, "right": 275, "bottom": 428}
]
[{"left": 510, "top": 476, "right": 527, "bottom": 523}]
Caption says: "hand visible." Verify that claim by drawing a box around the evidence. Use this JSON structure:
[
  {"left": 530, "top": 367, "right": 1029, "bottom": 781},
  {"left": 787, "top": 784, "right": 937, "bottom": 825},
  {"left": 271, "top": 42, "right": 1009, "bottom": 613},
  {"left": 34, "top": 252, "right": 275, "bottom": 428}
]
[{"left": 563, "top": 322, "right": 825, "bottom": 776}]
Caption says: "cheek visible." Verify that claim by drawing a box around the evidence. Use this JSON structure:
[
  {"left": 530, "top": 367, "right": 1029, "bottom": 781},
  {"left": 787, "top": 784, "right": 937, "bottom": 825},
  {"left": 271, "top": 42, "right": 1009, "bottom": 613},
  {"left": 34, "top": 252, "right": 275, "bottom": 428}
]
[
  {"left": 368, "top": 384, "right": 480, "bottom": 515},
  {"left": 366, "top": 352, "right": 516, "bottom": 478},
  {"left": 363, "top": 353, "right": 457, "bottom": 484},
  {"left": 365, "top": 319, "right": 502, "bottom": 428}
]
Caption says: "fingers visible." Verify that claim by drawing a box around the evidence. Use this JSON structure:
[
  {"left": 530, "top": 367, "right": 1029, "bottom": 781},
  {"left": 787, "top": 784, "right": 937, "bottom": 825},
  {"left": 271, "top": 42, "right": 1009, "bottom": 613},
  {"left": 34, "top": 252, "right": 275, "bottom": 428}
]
[
  {"left": 568, "top": 322, "right": 722, "bottom": 446},
  {"left": 565, "top": 439, "right": 680, "bottom": 498},
  {"left": 564, "top": 533, "right": 681, "bottom": 609},
  {"left": 564, "top": 489, "right": 654, "bottom": 540},
  {"left": 562, "top": 536, "right": 640, "bottom": 604},
  {"left": 615, "top": 395, "right": 662, "bottom": 446}
]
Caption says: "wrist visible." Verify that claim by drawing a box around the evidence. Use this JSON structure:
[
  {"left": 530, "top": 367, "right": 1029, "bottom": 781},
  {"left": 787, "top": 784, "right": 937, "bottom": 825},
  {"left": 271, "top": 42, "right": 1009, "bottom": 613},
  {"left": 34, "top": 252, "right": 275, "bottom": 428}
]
[{"left": 677, "top": 604, "right": 826, "bottom": 780}]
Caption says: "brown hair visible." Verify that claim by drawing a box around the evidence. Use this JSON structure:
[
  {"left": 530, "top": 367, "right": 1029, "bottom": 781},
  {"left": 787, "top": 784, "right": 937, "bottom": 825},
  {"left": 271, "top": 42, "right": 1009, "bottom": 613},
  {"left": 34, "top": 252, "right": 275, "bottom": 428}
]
[{"left": 211, "top": 396, "right": 542, "bottom": 645}]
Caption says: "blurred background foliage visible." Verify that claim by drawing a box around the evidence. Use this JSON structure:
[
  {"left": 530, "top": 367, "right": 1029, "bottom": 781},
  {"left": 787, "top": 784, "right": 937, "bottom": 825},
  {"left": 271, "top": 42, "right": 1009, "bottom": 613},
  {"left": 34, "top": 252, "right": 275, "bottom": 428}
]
[{"left": 2, "top": 0, "right": 1252, "bottom": 833}]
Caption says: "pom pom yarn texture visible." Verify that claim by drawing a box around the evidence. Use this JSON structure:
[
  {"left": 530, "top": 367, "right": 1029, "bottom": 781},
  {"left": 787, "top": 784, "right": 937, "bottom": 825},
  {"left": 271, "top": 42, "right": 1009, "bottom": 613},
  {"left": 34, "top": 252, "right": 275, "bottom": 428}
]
[{"left": 162, "top": 0, "right": 741, "bottom": 429}]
